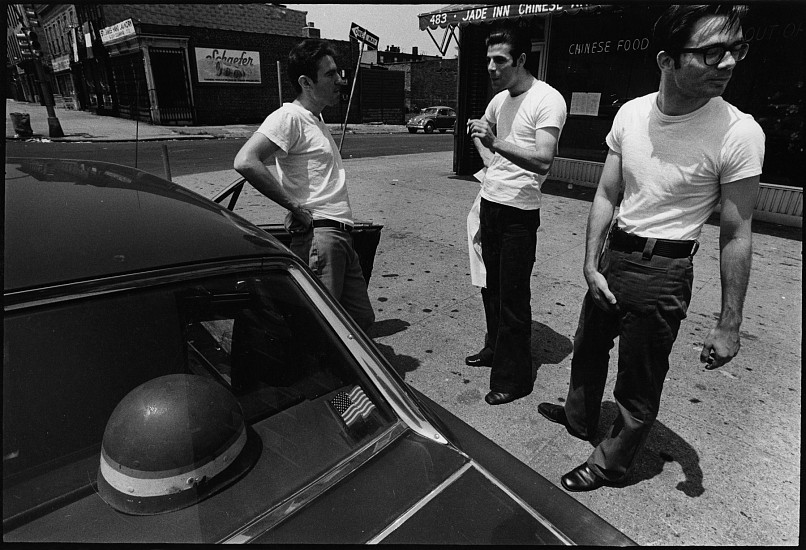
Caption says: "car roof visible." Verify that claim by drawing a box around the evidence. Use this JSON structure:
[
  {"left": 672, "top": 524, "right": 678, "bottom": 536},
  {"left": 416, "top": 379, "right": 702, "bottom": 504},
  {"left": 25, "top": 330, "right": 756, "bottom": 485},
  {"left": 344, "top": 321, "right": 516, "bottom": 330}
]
[{"left": 4, "top": 158, "right": 291, "bottom": 293}]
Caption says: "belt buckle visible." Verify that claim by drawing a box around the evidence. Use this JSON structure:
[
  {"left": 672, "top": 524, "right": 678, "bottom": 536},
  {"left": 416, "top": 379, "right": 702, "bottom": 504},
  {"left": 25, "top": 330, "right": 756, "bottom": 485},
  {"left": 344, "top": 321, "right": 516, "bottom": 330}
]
[{"left": 690, "top": 240, "right": 699, "bottom": 257}]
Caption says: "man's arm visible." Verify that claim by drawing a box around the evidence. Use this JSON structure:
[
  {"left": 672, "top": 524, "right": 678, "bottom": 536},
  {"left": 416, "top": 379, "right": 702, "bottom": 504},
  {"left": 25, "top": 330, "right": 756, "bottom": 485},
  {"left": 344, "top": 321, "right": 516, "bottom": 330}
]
[
  {"left": 468, "top": 118, "right": 560, "bottom": 175},
  {"left": 233, "top": 132, "right": 312, "bottom": 226},
  {"left": 700, "top": 175, "right": 759, "bottom": 369},
  {"left": 583, "top": 149, "right": 622, "bottom": 311}
]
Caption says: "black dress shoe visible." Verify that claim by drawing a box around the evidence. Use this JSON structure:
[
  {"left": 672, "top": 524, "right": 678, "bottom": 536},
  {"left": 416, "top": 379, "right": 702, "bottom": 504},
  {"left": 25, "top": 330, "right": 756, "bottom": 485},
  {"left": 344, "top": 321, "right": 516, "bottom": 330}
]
[
  {"left": 561, "top": 463, "right": 607, "bottom": 492},
  {"left": 485, "top": 390, "right": 529, "bottom": 405},
  {"left": 465, "top": 348, "right": 494, "bottom": 367},
  {"left": 537, "top": 402, "right": 591, "bottom": 441}
]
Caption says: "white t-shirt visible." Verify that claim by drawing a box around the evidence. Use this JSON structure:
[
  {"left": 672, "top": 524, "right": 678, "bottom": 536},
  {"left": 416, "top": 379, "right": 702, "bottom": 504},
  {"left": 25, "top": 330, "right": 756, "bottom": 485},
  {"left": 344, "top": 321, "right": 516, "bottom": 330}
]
[
  {"left": 608, "top": 93, "right": 765, "bottom": 240},
  {"left": 481, "top": 78, "right": 567, "bottom": 210},
  {"left": 256, "top": 102, "right": 353, "bottom": 225}
]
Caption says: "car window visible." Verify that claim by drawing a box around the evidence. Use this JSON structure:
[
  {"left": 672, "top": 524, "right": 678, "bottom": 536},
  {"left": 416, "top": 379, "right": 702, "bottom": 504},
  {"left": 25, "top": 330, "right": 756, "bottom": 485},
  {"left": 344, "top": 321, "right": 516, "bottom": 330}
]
[
  {"left": 3, "top": 267, "right": 396, "bottom": 524},
  {"left": 423, "top": 108, "right": 439, "bottom": 115}
]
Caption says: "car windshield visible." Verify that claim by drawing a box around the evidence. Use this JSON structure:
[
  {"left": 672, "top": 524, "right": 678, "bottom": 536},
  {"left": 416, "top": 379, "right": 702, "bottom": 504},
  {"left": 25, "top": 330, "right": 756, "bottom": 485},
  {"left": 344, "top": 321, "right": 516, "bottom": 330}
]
[
  {"left": 3, "top": 266, "right": 397, "bottom": 530},
  {"left": 422, "top": 108, "right": 440, "bottom": 115}
]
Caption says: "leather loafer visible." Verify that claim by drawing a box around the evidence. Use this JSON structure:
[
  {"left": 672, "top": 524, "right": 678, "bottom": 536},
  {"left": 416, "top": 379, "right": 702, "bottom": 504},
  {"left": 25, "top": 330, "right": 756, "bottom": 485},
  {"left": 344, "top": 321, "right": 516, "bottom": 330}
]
[
  {"left": 485, "top": 390, "right": 529, "bottom": 405},
  {"left": 561, "top": 463, "right": 607, "bottom": 492},
  {"left": 465, "top": 348, "right": 494, "bottom": 367},
  {"left": 537, "top": 402, "right": 591, "bottom": 441}
]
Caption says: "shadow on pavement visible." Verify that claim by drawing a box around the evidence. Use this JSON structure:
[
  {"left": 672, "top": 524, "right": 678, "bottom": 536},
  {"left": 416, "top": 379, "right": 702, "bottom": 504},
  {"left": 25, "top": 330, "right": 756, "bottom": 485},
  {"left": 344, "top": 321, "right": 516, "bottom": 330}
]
[
  {"left": 373, "top": 342, "right": 420, "bottom": 379},
  {"left": 367, "top": 319, "right": 420, "bottom": 379},
  {"left": 459, "top": 322, "right": 573, "bottom": 384},
  {"left": 367, "top": 318, "right": 410, "bottom": 338},
  {"left": 593, "top": 401, "right": 704, "bottom": 496},
  {"left": 530, "top": 320, "right": 573, "bottom": 379}
]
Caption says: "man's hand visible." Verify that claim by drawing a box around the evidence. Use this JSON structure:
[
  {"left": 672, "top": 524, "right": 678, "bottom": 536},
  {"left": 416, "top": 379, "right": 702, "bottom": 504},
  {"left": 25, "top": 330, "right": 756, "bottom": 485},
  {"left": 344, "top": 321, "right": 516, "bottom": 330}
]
[
  {"left": 467, "top": 118, "right": 496, "bottom": 150},
  {"left": 700, "top": 324, "right": 740, "bottom": 369},
  {"left": 584, "top": 267, "right": 618, "bottom": 312},
  {"left": 285, "top": 206, "right": 313, "bottom": 234}
]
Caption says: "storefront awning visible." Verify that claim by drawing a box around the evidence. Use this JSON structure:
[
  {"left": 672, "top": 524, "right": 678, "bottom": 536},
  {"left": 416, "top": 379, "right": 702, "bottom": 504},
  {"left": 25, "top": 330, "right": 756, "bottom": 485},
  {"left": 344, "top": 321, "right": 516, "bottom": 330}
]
[
  {"left": 418, "top": 4, "right": 612, "bottom": 55},
  {"left": 418, "top": 3, "right": 602, "bottom": 30}
]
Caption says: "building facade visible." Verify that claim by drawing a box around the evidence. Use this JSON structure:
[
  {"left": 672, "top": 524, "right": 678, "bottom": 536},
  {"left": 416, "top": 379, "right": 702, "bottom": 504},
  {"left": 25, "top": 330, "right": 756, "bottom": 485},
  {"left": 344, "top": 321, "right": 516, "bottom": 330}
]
[{"left": 6, "top": 4, "right": 366, "bottom": 125}]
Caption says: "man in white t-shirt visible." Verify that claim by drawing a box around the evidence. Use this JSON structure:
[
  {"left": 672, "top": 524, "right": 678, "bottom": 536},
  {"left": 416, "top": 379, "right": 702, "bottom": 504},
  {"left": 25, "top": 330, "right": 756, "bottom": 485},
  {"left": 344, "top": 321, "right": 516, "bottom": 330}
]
[
  {"left": 538, "top": 4, "right": 765, "bottom": 492},
  {"left": 465, "top": 26, "right": 567, "bottom": 406},
  {"left": 234, "top": 39, "right": 374, "bottom": 331}
]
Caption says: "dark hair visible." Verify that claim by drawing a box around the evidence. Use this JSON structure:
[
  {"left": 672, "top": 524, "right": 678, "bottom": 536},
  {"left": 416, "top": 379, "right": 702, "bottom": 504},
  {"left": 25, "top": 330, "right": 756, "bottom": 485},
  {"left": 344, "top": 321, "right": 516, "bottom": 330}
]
[
  {"left": 653, "top": 4, "right": 748, "bottom": 68},
  {"left": 288, "top": 38, "right": 337, "bottom": 94},
  {"left": 486, "top": 25, "right": 531, "bottom": 66}
]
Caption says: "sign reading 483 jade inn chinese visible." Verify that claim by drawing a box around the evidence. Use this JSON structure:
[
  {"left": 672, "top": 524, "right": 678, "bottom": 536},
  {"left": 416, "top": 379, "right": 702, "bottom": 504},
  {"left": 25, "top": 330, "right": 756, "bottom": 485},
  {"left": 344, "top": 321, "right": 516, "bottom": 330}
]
[{"left": 195, "top": 47, "right": 261, "bottom": 84}]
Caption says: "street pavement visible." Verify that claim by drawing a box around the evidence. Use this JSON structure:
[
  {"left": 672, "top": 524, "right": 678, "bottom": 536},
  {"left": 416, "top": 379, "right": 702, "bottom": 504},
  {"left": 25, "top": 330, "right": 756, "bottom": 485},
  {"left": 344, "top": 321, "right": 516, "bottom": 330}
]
[
  {"left": 5, "top": 99, "right": 802, "bottom": 545},
  {"left": 5, "top": 98, "right": 407, "bottom": 141}
]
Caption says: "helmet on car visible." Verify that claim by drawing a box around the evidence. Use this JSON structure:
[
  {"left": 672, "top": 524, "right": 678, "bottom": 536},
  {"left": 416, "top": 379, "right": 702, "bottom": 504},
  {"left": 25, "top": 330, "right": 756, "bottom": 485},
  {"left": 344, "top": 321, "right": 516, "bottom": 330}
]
[{"left": 97, "top": 374, "right": 260, "bottom": 515}]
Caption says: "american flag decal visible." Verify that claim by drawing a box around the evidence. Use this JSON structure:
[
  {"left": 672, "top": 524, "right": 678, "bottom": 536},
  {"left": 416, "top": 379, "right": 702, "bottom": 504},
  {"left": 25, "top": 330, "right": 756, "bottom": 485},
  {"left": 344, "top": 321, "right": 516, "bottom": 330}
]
[{"left": 331, "top": 386, "right": 376, "bottom": 427}]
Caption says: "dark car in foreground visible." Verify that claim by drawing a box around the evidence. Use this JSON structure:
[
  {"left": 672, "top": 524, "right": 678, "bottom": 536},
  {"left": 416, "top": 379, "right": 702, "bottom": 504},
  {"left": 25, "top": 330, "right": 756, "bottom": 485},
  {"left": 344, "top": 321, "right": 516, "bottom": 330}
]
[
  {"left": 3, "top": 158, "right": 634, "bottom": 545},
  {"left": 406, "top": 106, "right": 456, "bottom": 133}
]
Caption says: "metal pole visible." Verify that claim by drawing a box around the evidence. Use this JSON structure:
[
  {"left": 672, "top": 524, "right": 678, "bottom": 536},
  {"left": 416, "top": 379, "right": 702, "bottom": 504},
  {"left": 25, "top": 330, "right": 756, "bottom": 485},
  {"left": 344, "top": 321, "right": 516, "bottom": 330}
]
[
  {"left": 161, "top": 143, "right": 172, "bottom": 181},
  {"left": 340, "top": 41, "right": 365, "bottom": 152},
  {"left": 276, "top": 60, "right": 283, "bottom": 107},
  {"left": 135, "top": 76, "right": 140, "bottom": 168},
  {"left": 32, "top": 58, "right": 64, "bottom": 138}
]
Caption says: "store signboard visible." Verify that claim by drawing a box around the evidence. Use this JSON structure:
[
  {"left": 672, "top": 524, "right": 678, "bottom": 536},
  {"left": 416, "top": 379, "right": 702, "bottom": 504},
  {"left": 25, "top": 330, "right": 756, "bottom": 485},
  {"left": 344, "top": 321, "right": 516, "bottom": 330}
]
[
  {"left": 419, "top": 4, "right": 589, "bottom": 30},
  {"left": 51, "top": 54, "right": 71, "bottom": 72},
  {"left": 100, "top": 19, "right": 135, "bottom": 44},
  {"left": 195, "top": 48, "right": 261, "bottom": 84}
]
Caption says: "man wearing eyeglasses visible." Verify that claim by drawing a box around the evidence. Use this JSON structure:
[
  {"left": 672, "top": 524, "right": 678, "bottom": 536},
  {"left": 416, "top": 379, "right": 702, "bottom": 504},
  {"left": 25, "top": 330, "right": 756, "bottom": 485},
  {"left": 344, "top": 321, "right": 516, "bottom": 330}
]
[{"left": 538, "top": 4, "right": 764, "bottom": 492}]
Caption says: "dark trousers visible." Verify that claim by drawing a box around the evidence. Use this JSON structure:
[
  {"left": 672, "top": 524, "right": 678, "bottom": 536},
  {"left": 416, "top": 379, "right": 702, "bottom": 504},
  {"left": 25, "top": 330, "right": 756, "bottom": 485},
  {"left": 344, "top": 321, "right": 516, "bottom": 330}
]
[
  {"left": 479, "top": 198, "right": 541, "bottom": 394},
  {"left": 564, "top": 247, "right": 693, "bottom": 481}
]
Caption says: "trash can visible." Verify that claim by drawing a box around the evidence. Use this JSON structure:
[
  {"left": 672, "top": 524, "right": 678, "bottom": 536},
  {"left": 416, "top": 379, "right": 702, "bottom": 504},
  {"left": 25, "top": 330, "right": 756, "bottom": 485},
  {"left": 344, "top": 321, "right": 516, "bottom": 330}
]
[{"left": 10, "top": 113, "right": 33, "bottom": 138}]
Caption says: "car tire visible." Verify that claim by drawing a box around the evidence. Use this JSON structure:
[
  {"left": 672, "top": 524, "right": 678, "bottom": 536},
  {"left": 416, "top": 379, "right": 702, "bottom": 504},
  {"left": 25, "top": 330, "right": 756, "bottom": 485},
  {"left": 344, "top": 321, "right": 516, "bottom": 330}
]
[
  {"left": 424, "top": 122, "right": 435, "bottom": 134},
  {"left": 408, "top": 128, "right": 417, "bottom": 133}
]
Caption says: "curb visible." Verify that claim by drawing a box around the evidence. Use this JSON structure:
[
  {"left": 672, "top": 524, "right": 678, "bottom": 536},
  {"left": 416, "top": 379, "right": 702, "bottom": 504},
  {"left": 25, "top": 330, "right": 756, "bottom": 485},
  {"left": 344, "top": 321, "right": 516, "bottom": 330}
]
[{"left": 6, "top": 134, "right": 219, "bottom": 142}]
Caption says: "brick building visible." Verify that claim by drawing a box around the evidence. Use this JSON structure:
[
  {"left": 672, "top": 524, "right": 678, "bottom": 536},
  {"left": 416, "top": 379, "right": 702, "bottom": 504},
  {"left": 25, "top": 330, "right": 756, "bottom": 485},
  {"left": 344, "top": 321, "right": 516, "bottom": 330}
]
[
  {"left": 377, "top": 46, "right": 457, "bottom": 113},
  {"left": 408, "top": 58, "right": 457, "bottom": 112},
  {"left": 8, "top": 3, "right": 365, "bottom": 125}
]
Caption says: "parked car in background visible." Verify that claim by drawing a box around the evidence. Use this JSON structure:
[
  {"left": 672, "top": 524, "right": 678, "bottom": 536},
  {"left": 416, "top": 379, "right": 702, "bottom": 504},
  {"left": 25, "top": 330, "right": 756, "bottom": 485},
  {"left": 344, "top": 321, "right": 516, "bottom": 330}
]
[
  {"left": 406, "top": 106, "right": 456, "bottom": 134},
  {"left": 3, "top": 158, "right": 634, "bottom": 545}
]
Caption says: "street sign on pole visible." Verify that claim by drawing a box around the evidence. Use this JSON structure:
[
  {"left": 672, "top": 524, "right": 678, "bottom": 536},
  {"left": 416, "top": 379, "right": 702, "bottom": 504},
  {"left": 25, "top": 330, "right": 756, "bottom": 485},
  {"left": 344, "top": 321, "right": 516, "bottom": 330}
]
[
  {"left": 349, "top": 22, "right": 379, "bottom": 50},
  {"left": 340, "top": 23, "right": 381, "bottom": 151}
]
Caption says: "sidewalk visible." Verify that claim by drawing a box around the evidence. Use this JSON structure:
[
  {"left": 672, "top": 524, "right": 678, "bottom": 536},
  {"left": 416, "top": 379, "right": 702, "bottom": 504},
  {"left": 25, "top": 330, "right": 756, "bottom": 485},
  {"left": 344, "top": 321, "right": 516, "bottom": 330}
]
[
  {"left": 171, "top": 155, "right": 801, "bottom": 546},
  {"left": 5, "top": 98, "right": 408, "bottom": 141}
]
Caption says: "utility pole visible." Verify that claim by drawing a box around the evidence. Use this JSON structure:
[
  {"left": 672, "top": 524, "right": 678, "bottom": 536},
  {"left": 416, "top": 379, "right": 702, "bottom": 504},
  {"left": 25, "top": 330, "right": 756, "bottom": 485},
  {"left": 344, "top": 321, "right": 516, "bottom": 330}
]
[{"left": 23, "top": 5, "right": 64, "bottom": 138}]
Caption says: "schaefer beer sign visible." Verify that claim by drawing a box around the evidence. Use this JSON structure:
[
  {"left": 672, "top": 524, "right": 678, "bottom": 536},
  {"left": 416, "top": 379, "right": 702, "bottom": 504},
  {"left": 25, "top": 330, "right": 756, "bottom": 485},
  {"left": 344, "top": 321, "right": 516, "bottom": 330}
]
[{"left": 195, "top": 48, "right": 261, "bottom": 84}]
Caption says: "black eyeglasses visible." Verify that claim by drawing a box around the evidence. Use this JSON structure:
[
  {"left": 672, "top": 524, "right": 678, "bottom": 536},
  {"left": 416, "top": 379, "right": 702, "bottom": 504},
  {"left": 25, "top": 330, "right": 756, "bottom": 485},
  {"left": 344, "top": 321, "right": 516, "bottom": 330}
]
[{"left": 677, "top": 41, "right": 750, "bottom": 66}]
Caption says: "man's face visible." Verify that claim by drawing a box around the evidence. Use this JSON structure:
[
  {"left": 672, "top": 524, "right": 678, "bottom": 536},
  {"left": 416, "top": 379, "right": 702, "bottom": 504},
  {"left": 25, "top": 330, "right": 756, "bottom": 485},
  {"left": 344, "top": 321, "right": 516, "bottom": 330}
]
[
  {"left": 486, "top": 43, "right": 521, "bottom": 93},
  {"left": 669, "top": 15, "right": 744, "bottom": 99},
  {"left": 309, "top": 55, "right": 345, "bottom": 107}
]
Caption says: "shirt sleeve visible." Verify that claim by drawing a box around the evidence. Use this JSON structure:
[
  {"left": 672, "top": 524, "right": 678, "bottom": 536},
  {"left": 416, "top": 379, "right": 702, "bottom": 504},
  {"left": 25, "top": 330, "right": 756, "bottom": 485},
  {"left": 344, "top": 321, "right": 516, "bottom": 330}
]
[
  {"left": 484, "top": 92, "right": 500, "bottom": 127},
  {"left": 255, "top": 108, "right": 300, "bottom": 158},
  {"left": 719, "top": 117, "right": 765, "bottom": 184},
  {"left": 605, "top": 103, "right": 627, "bottom": 155},
  {"left": 534, "top": 88, "right": 567, "bottom": 133}
]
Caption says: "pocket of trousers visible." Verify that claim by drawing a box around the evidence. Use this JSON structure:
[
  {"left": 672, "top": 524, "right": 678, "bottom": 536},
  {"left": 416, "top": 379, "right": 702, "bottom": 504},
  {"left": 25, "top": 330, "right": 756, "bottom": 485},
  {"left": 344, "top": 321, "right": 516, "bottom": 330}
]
[{"left": 607, "top": 255, "right": 669, "bottom": 314}]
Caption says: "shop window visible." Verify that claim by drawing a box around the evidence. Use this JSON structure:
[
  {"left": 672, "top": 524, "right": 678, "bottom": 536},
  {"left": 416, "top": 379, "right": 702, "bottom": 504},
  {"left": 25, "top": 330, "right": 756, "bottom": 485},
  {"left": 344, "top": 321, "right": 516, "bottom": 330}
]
[{"left": 548, "top": 6, "right": 662, "bottom": 162}]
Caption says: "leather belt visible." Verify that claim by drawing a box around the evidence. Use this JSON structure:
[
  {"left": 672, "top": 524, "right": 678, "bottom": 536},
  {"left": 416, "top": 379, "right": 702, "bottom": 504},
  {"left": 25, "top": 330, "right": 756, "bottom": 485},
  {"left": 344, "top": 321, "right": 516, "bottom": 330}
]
[
  {"left": 312, "top": 219, "right": 352, "bottom": 232},
  {"left": 610, "top": 227, "right": 698, "bottom": 259}
]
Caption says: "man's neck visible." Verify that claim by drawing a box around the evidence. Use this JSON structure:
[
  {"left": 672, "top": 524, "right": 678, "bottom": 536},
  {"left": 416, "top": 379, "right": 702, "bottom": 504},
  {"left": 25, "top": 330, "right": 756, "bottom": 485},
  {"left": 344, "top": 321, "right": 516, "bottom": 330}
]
[
  {"left": 294, "top": 96, "right": 324, "bottom": 118},
  {"left": 508, "top": 73, "right": 535, "bottom": 97},
  {"left": 656, "top": 80, "right": 711, "bottom": 116}
]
